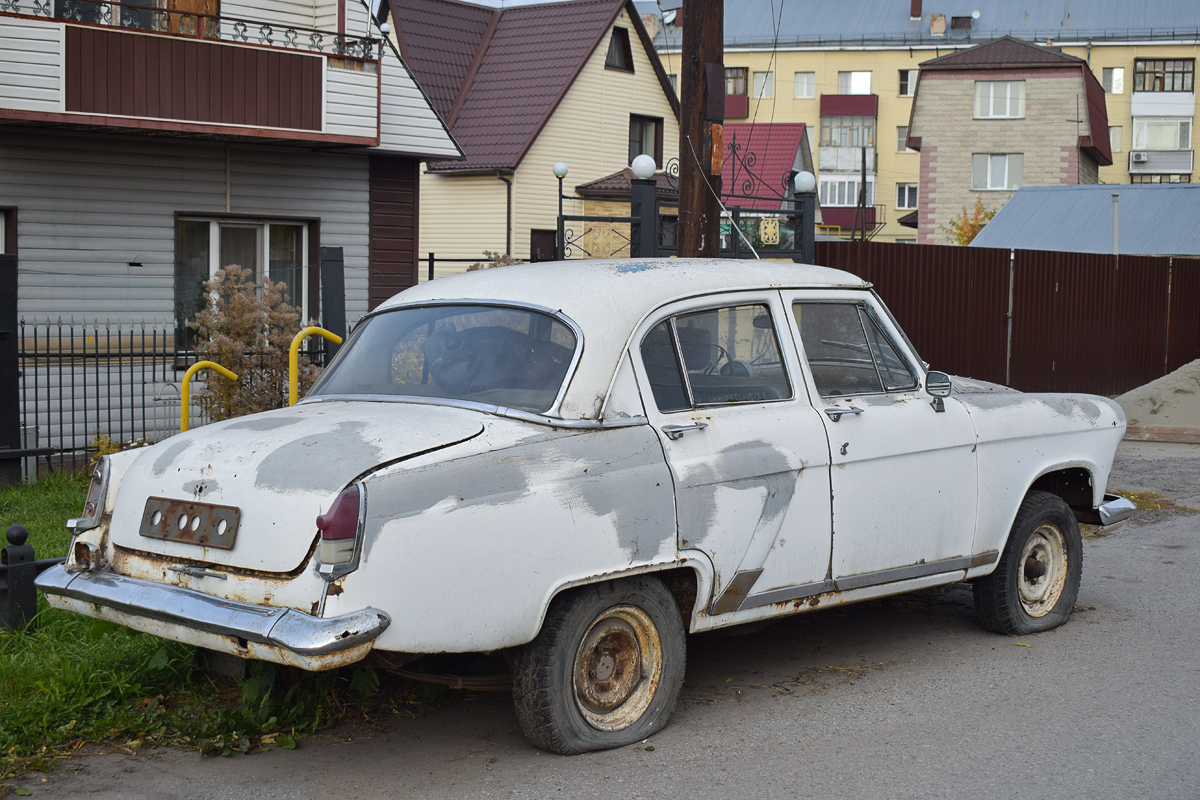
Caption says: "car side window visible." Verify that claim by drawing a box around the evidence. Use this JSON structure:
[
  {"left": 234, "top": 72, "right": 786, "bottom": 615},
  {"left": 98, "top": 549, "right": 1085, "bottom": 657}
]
[
  {"left": 794, "top": 301, "right": 917, "bottom": 397},
  {"left": 639, "top": 304, "right": 791, "bottom": 411}
]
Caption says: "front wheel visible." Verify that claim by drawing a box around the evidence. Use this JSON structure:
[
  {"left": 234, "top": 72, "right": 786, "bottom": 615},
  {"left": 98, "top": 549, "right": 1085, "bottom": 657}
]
[
  {"left": 974, "top": 491, "right": 1083, "bottom": 634},
  {"left": 510, "top": 576, "right": 686, "bottom": 754}
]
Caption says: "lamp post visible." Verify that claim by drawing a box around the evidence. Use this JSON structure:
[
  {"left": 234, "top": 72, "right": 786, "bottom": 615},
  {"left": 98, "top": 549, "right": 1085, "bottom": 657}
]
[
  {"left": 630, "top": 154, "right": 657, "bottom": 258},
  {"left": 792, "top": 170, "right": 817, "bottom": 264},
  {"left": 553, "top": 162, "right": 569, "bottom": 259}
]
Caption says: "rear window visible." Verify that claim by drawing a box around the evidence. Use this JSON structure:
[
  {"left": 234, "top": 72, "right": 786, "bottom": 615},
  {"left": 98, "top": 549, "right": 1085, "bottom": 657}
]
[{"left": 310, "top": 305, "right": 578, "bottom": 413}]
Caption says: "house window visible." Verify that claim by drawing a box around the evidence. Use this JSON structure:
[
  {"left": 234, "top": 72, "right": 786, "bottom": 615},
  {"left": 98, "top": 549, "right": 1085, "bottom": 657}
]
[
  {"left": 819, "top": 175, "right": 876, "bottom": 207},
  {"left": 971, "top": 153, "right": 1023, "bottom": 190},
  {"left": 175, "top": 218, "right": 309, "bottom": 344},
  {"left": 1133, "top": 118, "right": 1192, "bottom": 150},
  {"left": 837, "top": 71, "right": 872, "bottom": 94},
  {"left": 896, "top": 125, "right": 915, "bottom": 152},
  {"left": 974, "top": 81, "right": 1025, "bottom": 118},
  {"left": 1133, "top": 59, "right": 1194, "bottom": 92},
  {"left": 820, "top": 116, "right": 875, "bottom": 147},
  {"left": 629, "top": 115, "right": 664, "bottom": 165},
  {"left": 753, "top": 71, "right": 774, "bottom": 99},
  {"left": 605, "top": 27, "right": 634, "bottom": 72},
  {"left": 1103, "top": 67, "right": 1125, "bottom": 94},
  {"left": 794, "top": 71, "right": 815, "bottom": 99},
  {"left": 668, "top": 74, "right": 677, "bottom": 93},
  {"left": 899, "top": 69, "right": 918, "bottom": 96},
  {"left": 1110, "top": 126, "right": 1123, "bottom": 152},
  {"left": 1131, "top": 174, "right": 1191, "bottom": 183},
  {"left": 726, "top": 67, "right": 748, "bottom": 97},
  {"left": 896, "top": 183, "right": 918, "bottom": 209}
]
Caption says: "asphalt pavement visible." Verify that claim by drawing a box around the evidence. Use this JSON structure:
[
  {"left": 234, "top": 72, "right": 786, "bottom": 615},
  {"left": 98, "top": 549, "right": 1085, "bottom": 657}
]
[{"left": 17, "top": 441, "right": 1200, "bottom": 800}]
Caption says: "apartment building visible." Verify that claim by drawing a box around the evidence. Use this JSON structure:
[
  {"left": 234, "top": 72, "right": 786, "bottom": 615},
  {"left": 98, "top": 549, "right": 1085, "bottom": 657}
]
[{"left": 642, "top": 0, "right": 1198, "bottom": 242}]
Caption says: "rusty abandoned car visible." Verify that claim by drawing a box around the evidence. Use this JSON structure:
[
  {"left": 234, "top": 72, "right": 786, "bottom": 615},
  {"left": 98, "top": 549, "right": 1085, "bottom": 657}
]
[{"left": 38, "top": 258, "right": 1135, "bottom": 753}]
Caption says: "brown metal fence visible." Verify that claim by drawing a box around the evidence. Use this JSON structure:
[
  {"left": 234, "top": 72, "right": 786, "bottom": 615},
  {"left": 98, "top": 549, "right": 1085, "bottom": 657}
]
[
  {"left": 1167, "top": 258, "right": 1200, "bottom": 374},
  {"left": 815, "top": 240, "right": 1010, "bottom": 385},
  {"left": 815, "top": 240, "right": 1197, "bottom": 397}
]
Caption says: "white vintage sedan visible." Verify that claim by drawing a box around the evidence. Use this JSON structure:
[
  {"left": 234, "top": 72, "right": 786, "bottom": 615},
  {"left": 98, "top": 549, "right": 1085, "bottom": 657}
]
[{"left": 38, "top": 259, "right": 1133, "bottom": 753}]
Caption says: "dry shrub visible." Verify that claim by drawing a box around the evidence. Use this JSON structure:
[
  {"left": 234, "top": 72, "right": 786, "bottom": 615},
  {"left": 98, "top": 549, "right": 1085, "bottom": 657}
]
[
  {"left": 466, "top": 250, "right": 523, "bottom": 271},
  {"left": 189, "top": 264, "right": 320, "bottom": 422}
]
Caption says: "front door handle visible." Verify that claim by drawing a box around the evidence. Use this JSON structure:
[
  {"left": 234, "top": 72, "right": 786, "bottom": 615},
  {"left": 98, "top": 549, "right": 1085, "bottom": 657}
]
[
  {"left": 662, "top": 422, "right": 708, "bottom": 440},
  {"left": 824, "top": 406, "right": 864, "bottom": 422}
]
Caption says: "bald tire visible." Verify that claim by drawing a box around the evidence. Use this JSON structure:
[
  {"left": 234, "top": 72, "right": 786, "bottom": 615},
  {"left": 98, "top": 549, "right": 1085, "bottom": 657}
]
[
  {"left": 974, "top": 491, "right": 1083, "bottom": 635},
  {"left": 511, "top": 576, "right": 686, "bottom": 754}
]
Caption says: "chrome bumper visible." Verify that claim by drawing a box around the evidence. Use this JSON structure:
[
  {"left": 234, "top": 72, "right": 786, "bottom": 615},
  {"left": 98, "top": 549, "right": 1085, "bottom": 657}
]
[
  {"left": 1098, "top": 493, "right": 1137, "bottom": 527},
  {"left": 35, "top": 564, "right": 390, "bottom": 657}
]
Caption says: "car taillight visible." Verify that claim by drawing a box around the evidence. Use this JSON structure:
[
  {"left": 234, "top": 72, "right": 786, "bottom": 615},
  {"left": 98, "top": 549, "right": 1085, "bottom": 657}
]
[{"left": 316, "top": 485, "right": 362, "bottom": 567}]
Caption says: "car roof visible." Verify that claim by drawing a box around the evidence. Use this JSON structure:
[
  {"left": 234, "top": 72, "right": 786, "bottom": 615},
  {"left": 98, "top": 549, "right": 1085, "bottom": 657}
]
[{"left": 378, "top": 258, "right": 871, "bottom": 419}]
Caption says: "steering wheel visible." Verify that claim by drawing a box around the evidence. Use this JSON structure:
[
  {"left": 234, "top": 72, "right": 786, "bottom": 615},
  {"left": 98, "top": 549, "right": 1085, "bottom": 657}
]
[{"left": 702, "top": 344, "right": 731, "bottom": 375}]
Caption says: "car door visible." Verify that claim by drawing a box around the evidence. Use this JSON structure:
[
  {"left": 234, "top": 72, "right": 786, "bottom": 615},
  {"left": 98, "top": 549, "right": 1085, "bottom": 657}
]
[
  {"left": 631, "top": 292, "right": 833, "bottom": 615},
  {"left": 783, "top": 291, "right": 979, "bottom": 587}
]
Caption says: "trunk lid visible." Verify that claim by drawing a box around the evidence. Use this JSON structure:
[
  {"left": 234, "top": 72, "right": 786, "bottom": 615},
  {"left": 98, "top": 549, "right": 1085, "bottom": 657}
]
[{"left": 107, "top": 401, "right": 484, "bottom": 572}]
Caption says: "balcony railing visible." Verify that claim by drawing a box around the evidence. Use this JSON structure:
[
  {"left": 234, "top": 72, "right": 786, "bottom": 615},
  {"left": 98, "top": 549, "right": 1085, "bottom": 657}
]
[{"left": 0, "top": 0, "right": 379, "bottom": 59}]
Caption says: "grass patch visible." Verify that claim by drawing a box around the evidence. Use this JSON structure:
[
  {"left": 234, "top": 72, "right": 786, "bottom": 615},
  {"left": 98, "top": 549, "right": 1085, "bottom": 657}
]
[
  {"left": 0, "top": 474, "right": 436, "bottom": 791},
  {"left": 1120, "top": 490, "right": 1195, "bottom": 513},
  {"left": 1082, "top": 489, "right": 1196, "bottom": 539}
]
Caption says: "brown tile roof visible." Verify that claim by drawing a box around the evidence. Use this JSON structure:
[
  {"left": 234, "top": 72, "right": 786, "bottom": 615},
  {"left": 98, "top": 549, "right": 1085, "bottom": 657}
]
[
  {"left": 395, "top": 0, "right": 677, "bottom": 174},
  {"left": 575, "top": 167, "right": 678, "bottom": 199},
  {"left": 394, "top": 0, "right": 497, "bottom": 120},
  {"left": 919, "top": 35, "right": 1083, "bottom": 69}
]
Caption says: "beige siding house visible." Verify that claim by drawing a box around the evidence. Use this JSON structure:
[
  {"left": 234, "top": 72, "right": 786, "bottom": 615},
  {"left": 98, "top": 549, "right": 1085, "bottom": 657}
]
[
  {"left": 393, "top": 0, "right": 678, "bottom": 275},
  {"left": 907, "top": 37, "right": 1111, "bottom": 245}
]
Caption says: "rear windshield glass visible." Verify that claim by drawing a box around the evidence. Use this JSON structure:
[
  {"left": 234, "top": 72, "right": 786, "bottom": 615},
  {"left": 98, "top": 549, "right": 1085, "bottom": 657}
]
[{"left": 309, "top": 305, "right": 578, "bottom": 413}]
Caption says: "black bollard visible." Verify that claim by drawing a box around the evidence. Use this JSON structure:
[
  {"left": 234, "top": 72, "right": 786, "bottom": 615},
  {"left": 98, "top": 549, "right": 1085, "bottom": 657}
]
[{"left": 1, "top": 524, "right": 38, "bottom": 632}]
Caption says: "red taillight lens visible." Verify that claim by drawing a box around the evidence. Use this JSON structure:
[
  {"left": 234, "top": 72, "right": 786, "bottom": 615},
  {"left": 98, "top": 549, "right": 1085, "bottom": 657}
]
[{"left": 317, "top": 485, "right": 361, "bottom": 566}]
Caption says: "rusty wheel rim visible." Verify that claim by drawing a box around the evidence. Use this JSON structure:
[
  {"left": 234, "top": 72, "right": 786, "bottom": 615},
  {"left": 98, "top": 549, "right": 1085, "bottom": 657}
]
[
  {"left": 573, "top": 605, "right": 663, "bottom": 732},
  {"left": 1017, "top": 523, "right": 1068, "bottom": 618}
]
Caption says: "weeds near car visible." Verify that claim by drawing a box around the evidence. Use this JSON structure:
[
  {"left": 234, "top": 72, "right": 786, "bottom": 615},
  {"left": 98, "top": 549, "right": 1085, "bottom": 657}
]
[{"left": 0, "top": 474, "right": 432, "bottom": 789}]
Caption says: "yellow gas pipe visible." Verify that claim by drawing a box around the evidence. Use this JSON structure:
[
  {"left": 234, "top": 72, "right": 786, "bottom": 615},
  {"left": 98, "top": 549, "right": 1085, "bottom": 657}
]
[
  {"left": 289, "top": 327, "right": 343, "bottom": 406},
  {"left": 180, "top": 361, "right": 238, "bottom": 432}
]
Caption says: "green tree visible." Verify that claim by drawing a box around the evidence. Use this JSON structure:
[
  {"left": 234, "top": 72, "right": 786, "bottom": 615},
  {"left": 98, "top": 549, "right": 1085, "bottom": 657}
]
[{"left": 942, "top": 198, "right": 997, "bottom": 245}]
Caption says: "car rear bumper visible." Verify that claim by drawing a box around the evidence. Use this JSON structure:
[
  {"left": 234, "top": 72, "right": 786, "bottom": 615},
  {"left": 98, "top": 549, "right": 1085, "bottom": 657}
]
[{"left": 36, "top": 564, "right": 390, "bottom": 671}]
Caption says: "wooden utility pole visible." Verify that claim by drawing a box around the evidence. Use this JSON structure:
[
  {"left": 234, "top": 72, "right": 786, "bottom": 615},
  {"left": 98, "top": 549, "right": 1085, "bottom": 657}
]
[{"left": 677, "top": 0, "right": 723, "bottom": 257}]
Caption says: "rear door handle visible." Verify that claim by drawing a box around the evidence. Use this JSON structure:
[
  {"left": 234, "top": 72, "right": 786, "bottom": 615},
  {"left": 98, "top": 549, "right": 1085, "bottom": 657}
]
[
  {"left": 824, "top": 406, "right": 864, "bottom": 422},
  {"left": 662, "top": 422, "right": 708, "bottom": 440}
]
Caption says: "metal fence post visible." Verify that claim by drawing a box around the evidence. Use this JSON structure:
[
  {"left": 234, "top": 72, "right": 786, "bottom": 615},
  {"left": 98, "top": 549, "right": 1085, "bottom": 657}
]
[
  {"left": 630, "top": 178, "right": 658, "bottom": 258},
  {"left": 0, "top": 254, "right": 18, "bottom": 485},
  {"left": 1, "top": 525, "right": 38, "bottom": 632},
  {"left": 319, "top": 247, "right": 346, "bottom": 361}
]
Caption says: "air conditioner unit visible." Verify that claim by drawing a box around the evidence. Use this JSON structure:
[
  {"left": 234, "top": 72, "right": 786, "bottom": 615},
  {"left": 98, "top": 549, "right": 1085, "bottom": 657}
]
[{"left": 1131, "top": 151, "right": 1150, "bottom": 163}]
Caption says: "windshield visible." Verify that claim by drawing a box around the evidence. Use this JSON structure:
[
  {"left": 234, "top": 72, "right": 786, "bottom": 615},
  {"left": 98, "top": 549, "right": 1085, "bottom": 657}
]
[{"left": 309, "top": 305, "right": 578, "bottom": 413}]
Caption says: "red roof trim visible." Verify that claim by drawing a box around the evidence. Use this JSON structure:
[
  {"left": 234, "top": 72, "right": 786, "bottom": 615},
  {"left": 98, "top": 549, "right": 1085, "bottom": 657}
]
[{"left": 820, "top": 94, "right": 879, "bottom": 117}]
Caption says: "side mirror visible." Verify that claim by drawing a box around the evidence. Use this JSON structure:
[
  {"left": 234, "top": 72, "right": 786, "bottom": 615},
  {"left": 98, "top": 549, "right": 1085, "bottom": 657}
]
[
  {"left": 926, "top": 371, "right": 952, "bottom": 398},
  {"left": 926, "top": 370, "right": 951, "bottom": 412}
]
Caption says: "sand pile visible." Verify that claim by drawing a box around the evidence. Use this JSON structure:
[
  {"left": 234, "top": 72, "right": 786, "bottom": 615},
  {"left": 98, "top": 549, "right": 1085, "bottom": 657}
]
[{"left": 1117, "top": 359, "right": 1200, "bottom": 428}]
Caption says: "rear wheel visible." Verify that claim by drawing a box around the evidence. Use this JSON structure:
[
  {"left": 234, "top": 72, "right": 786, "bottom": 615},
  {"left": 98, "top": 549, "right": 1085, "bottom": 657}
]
[
  {"left": 511, "top": 576, "right": 686, "bottom": 754},
  {"left": 974, "top": 491, "right": 1082, "bottom": 634}
]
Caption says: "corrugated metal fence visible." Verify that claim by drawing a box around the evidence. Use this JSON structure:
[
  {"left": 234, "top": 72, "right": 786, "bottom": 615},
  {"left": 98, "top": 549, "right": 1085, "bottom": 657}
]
[{"left": 816, "top": 241, "right": 1198, "bottom": 397}]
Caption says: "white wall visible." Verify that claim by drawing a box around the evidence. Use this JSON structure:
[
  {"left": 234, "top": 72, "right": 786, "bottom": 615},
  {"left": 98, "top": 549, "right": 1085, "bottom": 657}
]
[{"left": 0, "top": 17, "right": 63, "bottom": 112}]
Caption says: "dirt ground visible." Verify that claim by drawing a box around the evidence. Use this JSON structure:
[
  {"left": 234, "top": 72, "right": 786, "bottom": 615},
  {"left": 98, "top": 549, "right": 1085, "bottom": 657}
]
[{"left": 1117, "top": 359, "right": 1200, "bottom": 428}]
